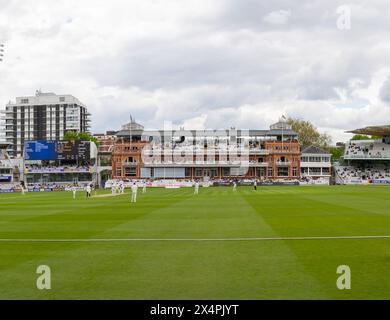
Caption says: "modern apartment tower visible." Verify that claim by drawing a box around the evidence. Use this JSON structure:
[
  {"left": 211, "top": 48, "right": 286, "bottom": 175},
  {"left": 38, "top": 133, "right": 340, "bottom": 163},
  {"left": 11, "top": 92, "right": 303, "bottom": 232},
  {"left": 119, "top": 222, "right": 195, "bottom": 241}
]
[{"left": 1, "top": 90, "right": 91, "bottom": 157}]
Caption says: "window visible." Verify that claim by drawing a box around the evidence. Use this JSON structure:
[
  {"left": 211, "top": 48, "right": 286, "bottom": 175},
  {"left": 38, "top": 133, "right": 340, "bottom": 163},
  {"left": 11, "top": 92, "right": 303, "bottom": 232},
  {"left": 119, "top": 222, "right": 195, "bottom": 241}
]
[
  {"left": 59, "top": 97, "right": 65, "bottom": 102},
  {"left": 310, "top": 167, "right": 321, "bottom": 174},
  {"left": 257, "top": 168, "right": 265, "bottom": 177},
  {"left": 21, "top": 99, "right": 29, "bottom": 104},
  {"left": 278, "top": 167, "right": 289, "bottom": 177},
  {"left": 206, "top": 168, "right": 218, "bottom": 177},
  {"left": 293, "top": 167, "right": 298, "bottom": 176},
  {"left": 195, "top": 168, "right": 203, "bottom": 177},
  {"left": 267, "top": 168, "right": 273, "bottom": 177},
  {"left": 125, "top": 167, "right": 136, "bottom": 176}
]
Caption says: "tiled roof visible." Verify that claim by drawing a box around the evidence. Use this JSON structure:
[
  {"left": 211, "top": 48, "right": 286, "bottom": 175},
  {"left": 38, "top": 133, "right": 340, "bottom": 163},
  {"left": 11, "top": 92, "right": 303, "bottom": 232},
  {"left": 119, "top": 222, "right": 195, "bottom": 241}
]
[{"left": 301, "top": 145, "right": 329, "bottom": 154}]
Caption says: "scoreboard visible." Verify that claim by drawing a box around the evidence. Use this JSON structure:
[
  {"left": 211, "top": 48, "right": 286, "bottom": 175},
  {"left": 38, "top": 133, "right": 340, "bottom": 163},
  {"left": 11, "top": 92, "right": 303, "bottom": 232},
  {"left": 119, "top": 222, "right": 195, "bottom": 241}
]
[
  {"left": 76, "top": 141, "right": 90, "bottom": 160},
  {"left": 56, "top": 141, "right": 90, "bottom": 161},
  {"left": 56, "top": 141, "right": 77, "bottom": 160},
  {"left": 24, "top": 141, "right": 57, "bottom": 160},
  {"left": 24, "top": 140, "right": 91, "bottom": 161}
]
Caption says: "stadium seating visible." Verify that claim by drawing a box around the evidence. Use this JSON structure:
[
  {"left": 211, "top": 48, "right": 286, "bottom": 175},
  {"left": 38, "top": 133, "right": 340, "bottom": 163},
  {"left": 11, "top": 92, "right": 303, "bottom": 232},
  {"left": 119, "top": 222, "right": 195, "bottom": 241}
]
[
  {"left": 345, "top": 140, "right": 390, "bottom": 159},
  {"left": 25, "top": 165, "right": 90, "bottom": 173},
  {"left": 335, "top": 165, "right": 390, "bottom": 184}
]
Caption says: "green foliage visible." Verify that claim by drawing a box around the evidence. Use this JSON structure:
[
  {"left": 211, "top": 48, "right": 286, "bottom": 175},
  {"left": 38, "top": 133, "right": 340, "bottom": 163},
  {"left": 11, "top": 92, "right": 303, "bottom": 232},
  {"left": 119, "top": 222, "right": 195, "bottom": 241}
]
[
  {"left": 63, "top": 131, "right": 100, "bottom": 146},
  {"left": 351, "top": 134, "right": 381, "bottom": 140},
  {"left": 63, "top": 131, "right": 79, "bottom": 141},
  {"left": 287, "top": 117, "right": 332, "bottom": 148},
  {"left": 328, "top": 145, "right": 345, "bottom": 162}
]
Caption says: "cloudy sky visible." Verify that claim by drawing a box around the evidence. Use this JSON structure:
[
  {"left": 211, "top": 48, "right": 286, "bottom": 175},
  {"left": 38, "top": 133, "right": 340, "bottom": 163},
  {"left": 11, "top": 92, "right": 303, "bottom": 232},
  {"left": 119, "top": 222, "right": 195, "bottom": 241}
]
[{"left": 1, "top": 0, "right": 390, "bottom": 142}]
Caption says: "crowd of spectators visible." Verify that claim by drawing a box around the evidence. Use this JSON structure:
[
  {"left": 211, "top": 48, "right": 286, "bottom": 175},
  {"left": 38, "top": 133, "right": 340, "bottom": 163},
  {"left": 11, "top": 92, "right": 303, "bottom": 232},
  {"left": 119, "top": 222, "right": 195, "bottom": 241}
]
[
  {"left": 104, "top": 177, "right": 300, "bottom": 189},
  {"left": 25, "top": 164, "right": 90, "bottom": 173},
  {"left": 336, "top": 166, "right": 390, "bottom": 183},
  {"left": 345, "top": 141, "right": 390, "bottom": 159}
]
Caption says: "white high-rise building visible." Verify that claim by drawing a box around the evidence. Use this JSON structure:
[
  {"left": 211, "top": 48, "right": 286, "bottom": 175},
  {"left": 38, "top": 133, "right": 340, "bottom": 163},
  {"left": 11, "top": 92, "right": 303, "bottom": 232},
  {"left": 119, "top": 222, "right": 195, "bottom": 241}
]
[{"left": 1, "top": 90, "right": 91, "bottom": 158}]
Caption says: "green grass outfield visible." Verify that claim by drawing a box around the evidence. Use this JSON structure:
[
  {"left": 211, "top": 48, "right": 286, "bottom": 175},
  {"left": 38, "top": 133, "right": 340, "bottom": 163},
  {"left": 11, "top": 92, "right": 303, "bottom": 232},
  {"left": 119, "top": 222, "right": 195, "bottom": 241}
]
[{"left": 0, "top": 185, "right": 389, "bottom": 299}]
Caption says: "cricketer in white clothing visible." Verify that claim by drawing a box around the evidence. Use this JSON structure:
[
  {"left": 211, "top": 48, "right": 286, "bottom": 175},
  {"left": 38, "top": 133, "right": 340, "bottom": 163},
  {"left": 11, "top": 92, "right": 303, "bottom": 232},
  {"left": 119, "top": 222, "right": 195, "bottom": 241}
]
[
  {"left": 142, "top": 182, "right": 147, "bottom": 194},
  {"left": 86, "top": 185, "right": 92, "bottom": 198},
  {"left": 131, "top": 183, "right": 138, "bottom": 203},
  {"left": 111, "top": 184, "right": 116, "bottom": 195},
  {"left": 194, "top": 182, "right": 199, "bottom": 195}
]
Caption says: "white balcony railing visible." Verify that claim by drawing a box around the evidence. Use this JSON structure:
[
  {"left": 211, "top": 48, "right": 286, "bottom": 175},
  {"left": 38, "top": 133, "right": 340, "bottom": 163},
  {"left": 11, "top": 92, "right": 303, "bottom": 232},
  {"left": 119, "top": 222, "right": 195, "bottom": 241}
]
[
  {"left": 276, "top": 161, "right": 291, "bottom": 166},
  {"left": 142, "top": 161, "right": 269, "bottom": 167},
  {"left": 300, "top": 162, "right": 331, "bottom": 168},
  {"left": 344, "top": 154, "right": 390, "bottom": 160},
  {"left": 123, "top": 162, "right": 137, "bottom": 166}
]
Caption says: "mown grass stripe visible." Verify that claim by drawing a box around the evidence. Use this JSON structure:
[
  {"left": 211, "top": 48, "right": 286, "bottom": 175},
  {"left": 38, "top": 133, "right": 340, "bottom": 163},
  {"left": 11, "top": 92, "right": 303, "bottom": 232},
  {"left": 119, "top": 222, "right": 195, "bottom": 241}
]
[{"left": 0, "top": 235, "right": 389, "bottom": 242}]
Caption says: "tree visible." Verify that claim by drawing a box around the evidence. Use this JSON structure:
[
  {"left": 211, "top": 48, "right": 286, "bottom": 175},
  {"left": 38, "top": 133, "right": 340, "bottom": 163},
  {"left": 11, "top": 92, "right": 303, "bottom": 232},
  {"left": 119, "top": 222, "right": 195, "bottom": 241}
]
[
  {"left": 351, "top": 134, "right": 381, "bottom": 140},
  {"left": 328, "top": 145, "right": 345, "bottom": 162},
  {"left": 63, "top": 131, "right": 78, "bottom": 141},
  {"left": 78, "top": 132, "right": 99, "bottom": 145},
  {"left": 287, "top": 117, "right": 332, "bottom": 148},
  {"left": 317, "top": 132, "right": 332, "bottom": 148},
  {"left": 63, "top": 131, "right": 100, "bottom": 147}
]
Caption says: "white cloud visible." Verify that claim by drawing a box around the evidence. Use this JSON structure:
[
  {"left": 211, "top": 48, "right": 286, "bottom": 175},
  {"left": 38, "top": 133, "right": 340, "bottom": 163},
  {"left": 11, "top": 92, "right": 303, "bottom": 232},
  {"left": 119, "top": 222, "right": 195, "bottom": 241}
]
[
  {"left": 263, "top": 10, "right": 291, "bottom": 25},
  {"left": 180, "top": 114, "right": 208, "bottom": 130},
  {"left": 1, "top": 0, "right": 390, "bottom": 144}
]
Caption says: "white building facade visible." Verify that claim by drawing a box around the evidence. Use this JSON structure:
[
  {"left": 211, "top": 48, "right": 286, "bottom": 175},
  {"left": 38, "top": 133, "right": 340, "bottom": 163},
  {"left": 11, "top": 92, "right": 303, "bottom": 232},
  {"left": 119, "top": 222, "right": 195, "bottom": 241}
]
[{"left": 300, "top": 146, "right": 332, "bottom": 184}]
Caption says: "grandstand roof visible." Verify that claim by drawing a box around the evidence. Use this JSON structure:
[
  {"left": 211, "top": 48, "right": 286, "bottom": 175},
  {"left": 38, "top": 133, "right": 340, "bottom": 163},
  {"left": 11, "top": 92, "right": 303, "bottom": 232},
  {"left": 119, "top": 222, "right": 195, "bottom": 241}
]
[
  {"left": 114, "top": 129, "right": 297, "bottom": 138},
  {"left": 347, "top": 125, "right": 390, "bottom": 137},
  {"left": 301, "top": 146, "right": 330, "bottom": 155},
  {"left": 267, "top": 129, "right": 297, "bottom": 137}
]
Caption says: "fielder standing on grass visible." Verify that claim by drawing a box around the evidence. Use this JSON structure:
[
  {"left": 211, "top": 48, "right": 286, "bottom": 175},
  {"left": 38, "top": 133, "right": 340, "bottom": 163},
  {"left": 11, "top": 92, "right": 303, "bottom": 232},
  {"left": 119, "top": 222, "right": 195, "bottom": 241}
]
[
  {"left": 72, "top": 186, "right": 77, "bottom": 199},
  {"left": 233, "top": 181, "right": 237, "bottom": 192},
  {"left": 254, "top": 179, "right": 257, "bottom": 191},
  {"left": 86, "top": 184, "right": 91, "bottom": 198},
  {"left": 194, "top": 180, "right": 199, "bottom": 195},
  {"left": 111, "top": 183, "right": 116, "bottom": 196},
  {"left": 131, "top": 182, "right": 138, "bottom": 203},
  {"left": 142, "top": 181, "right": 147, "bottom": 194}
]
